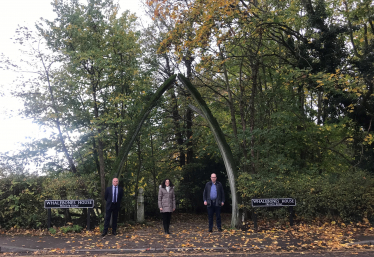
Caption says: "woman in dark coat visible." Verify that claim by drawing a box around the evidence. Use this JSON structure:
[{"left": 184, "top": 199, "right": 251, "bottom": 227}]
[{"left": 158, "top": 179, "right": 176, "bottom": 234}]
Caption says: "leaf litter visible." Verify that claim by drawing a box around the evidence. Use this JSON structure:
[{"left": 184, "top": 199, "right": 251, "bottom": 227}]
[{"left": 1, "top": 213, "right": 374, "bottom": 254}]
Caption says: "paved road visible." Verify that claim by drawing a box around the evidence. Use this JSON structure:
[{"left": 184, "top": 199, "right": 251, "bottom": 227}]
[
  {"left": 1, "top": 251, "right": 374, "bottom": 256},
  {"left": 1, "top": 213, "right": 374, "bottom": 256}
]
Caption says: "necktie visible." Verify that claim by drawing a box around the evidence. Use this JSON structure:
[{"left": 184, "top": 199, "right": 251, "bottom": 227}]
[{"left": 114, "top": 187, "right": 117, "bottom": 203}]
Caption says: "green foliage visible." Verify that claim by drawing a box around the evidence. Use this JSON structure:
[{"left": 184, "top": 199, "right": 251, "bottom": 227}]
[
  {"left": 0, "top": 170, "right": 100, "bottom": 229},
  {"left": 0, "top": 172, "right": 45, "bottom": 229},
  {"left": 42, "top": 173, "right": 100, "bottom": 202},
  {"left": 60, "top": 224, "right": 82, "bottom": 233},
  {"left": 49, "top": 227, "right": 57, "bottom": 234},
  {"left": 247, "top": 106, "right": 355, "bottom": 175},
  {"left": 238, "top": 170, "right": 374, "bottom": 221},
  {"left": 2, "top": 0, "right": 374, "bottom": 227}
]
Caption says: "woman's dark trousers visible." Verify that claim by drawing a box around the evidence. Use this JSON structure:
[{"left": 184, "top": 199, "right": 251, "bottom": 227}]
[{"left": 162, "top": 212, "right": 172, "bottom": 234}]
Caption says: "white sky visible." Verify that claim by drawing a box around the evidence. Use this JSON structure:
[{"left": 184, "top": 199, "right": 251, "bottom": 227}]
[{"left": 0, "top": 0, "right": 146, "bottom": 154}]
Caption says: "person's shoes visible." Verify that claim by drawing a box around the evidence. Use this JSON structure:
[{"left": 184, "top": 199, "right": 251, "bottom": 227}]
[
  {"left": 101, "top": 232, "right": 107, "bottom": 237},
  {"left": 112, "top": 232, "right": 117, "bottom": 236},
  {"left": 209, "top": 229, "right": 213, "bottom": 233},
  {"left": 218, "top": 228, "right": 223, "bottom": 232}
]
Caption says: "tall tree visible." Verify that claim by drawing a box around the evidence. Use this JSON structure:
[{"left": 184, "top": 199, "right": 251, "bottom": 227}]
[{"left": 3, "top": 0, "right": 145, "bottom": 211}]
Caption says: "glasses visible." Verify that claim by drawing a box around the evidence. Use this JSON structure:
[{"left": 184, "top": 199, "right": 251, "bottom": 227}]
[{"left": 211, "top": 177, "right": 216, "bottom": 178}]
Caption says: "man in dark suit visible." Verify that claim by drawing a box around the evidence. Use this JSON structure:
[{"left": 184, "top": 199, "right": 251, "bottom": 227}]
[{"left": 102, "top": 178, "right": 123, "bottom": 236}]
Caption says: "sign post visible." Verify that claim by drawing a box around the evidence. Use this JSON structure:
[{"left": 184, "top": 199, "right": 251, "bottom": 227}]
[
  {"left": 251, "top": 198, "right": 296, "bottom": 231},
  {"left": 44, "top": 200, "right": 95, "bottom": 230}
]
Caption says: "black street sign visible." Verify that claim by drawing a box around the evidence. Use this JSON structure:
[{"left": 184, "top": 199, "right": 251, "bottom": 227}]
[
  {"left": 251, "top": 198, "right": 296, "bottom": 207},
  {"left": 44, "top": 199, "right": 94, "bottom": 209}
]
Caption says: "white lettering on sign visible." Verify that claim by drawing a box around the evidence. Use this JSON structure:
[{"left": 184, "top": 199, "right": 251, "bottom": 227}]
[
  {"left": 44, "top": 199, "right": 95, "bottom": 208},
  {"left": 78, "top": 200, "right": 93, "bottom": 204},
  {"left": 60, "top": 200, "right": 77, "bottom": 205},
  {"left": 251, "top": 198, "right": 296, "bottom": 207}
]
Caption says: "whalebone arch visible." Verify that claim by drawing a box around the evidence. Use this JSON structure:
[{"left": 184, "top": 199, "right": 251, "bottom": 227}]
[{"left": 108, "top": 74, "right": 239, "bottom": 227}]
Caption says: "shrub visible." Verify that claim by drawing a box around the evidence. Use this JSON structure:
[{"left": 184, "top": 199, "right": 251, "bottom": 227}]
[
  {"left": 41, "top": 173, "right": 101, "bottom": 226},
  {"left": 72, "top": 224, "right": 82, "bottom": 232},
  {"left": 42, "top": 173, "right": 100, "bottom": 202},
  {"left": 60, "top": 226, "right": 71, "bottom": 233},
  {"left": 0, "top": 171, "right": 100, "bottom": 229},
  {"left": 60, "top": 224, "right": 82, "bottom": 233},
  {"left": 0, "top": 172, "right": 46, "bottom": 229},
  {"left": 238, "top": 170, "right": 374, "bottom": 222}
]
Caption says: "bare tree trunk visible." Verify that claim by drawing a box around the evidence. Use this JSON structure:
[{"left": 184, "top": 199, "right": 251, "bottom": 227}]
[
  {"left": 248, "top": 30, "right": 262, "bottom": 174},
  {"left": 186, "top": 108, "right": 193, "bottom": 164},
  {"left": 162, "top": 54, "right": 186, "bottom": 166},
  {"left": 170, "top": 87, "right": 186, "bottom": 166},
  {"left": 184, "top": 52, "right": 194, "bottom": 164},
  {"left": 219, "top": 45, "right": 238, "bottom": 138},
  {"left": 249, "top": 68, "right": 257, "bottom": 174},
  {"left": 41, "top": 56, "right": 77, "bottom": 173},
  {"left": 92, "top": 137, "right": 101, "bottom": 176},
  {"left": 150, "top": 133, "right": 157, "bottom": 203},
  {"left": 239, "top": 58, "right": 249, "bottom": 173},
  {"left": 97, "top": 137, "right": 106, "bottom": 212},
  {"left": 317, "top": 91, "right": 323, "bottom": 125},
  {"left": 298, "top": 85, "right": 307, "bottom": 167},
  {"left": 134, "top": 138, "right": 142, "bottom": 221},
  {"left": 92, "top": 81, "right": 106, "bottom": 213}
]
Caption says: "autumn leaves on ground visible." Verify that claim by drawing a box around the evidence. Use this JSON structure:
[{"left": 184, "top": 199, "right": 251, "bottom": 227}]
[{"left": 1, "top": 213, "right": 374, "bottom": 255}]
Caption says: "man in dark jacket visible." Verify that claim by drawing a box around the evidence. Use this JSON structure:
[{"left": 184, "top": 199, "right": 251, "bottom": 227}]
[
  {"left": 203, "top": 173, "right": 225, "bottom": 232},
  {"left": 102, "top": 178, "right": 123, "bottom": 237}
]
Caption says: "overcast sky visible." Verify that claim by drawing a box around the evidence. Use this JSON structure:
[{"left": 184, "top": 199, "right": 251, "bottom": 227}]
[{"left": 0, "top": 0, "right": 146, "bottom": 153}]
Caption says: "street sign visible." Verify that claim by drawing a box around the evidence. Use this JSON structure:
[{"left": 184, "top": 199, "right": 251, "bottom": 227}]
[
  {"left": 44, "top": 199, "right": 94, "bottom": 209},
  {"left": 251, "top": 198, "right": 296, "bottom": 207}
]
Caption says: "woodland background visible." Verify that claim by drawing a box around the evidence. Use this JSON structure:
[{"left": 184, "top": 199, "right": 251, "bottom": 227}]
[{"left": 0, "top": 0, "right": 374, "bottom": 229}]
